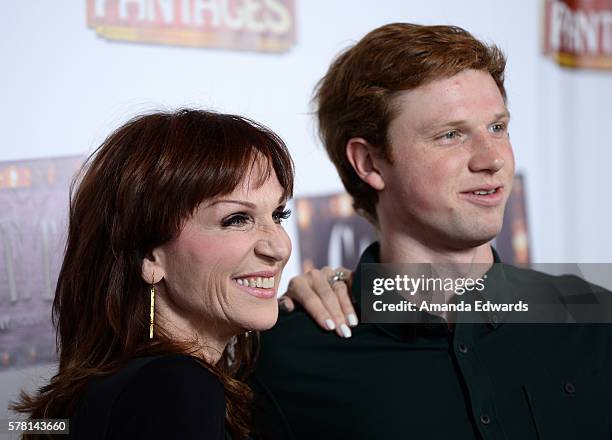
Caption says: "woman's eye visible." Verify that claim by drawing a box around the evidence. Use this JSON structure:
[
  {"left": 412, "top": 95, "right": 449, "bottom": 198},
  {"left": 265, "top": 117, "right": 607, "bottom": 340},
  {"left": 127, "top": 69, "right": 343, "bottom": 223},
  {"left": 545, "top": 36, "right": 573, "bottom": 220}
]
[
  {"left": 272, "top": 209, "right": 292, "bottom": 224},
  {"left": 222, "top": 214, "right": 251, "bottom": 227}
]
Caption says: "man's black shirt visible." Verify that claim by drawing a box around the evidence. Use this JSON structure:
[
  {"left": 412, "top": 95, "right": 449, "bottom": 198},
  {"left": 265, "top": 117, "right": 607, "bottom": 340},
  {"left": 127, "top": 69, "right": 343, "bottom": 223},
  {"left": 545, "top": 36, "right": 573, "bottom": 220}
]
[{"left": 250, "top": 243, "right": 612, "bottom": 440}]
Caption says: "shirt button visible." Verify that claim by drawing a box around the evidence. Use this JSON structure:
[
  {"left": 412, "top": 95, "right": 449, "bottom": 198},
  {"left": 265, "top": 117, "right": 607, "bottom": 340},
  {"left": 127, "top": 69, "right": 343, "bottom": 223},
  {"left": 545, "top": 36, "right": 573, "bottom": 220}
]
[
  {"left": 480, "top": 414, "right": 491, "bottom": 425},
  {"left": 564, "top": 382, "right": 576, "bottom": 394},
  {"left": 458, "top": 343, "right": 468, "bottom": 354}
]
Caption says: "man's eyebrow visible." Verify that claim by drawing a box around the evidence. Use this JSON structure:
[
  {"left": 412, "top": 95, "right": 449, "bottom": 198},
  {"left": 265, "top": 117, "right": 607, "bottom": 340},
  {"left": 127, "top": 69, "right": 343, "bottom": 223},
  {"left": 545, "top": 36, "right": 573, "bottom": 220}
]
[
  {"left": 495, "top": 110, "right": 511, "bottom": 120},
  {"left": 421, "top": 110, "right": 512, "bottom": 133}
]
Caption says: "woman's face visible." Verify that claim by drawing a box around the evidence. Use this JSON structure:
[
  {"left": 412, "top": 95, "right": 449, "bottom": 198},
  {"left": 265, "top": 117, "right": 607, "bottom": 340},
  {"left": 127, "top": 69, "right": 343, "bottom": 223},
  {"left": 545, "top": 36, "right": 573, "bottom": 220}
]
[{"left": 150, "top": 165, "right": 292, "bottom": 343}]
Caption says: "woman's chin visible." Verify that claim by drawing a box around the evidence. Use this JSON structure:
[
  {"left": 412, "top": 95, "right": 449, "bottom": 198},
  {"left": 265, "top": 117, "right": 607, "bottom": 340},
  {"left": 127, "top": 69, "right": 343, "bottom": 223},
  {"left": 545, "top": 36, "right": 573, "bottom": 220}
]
[{"left": 240, "top": 305, "right": 279, "bottom": 333}]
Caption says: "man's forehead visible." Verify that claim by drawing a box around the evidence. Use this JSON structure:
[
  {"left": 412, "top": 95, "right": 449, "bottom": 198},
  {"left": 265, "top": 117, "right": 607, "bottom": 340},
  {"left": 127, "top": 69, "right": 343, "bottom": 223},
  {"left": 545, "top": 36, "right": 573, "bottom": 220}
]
[{"left": 391, "top": 70, "right": 507, "bottom": 129}]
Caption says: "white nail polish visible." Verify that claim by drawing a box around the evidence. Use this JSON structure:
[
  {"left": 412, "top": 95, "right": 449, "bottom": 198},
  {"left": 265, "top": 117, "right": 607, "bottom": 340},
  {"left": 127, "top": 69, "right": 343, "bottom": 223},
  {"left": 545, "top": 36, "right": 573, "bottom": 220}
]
[
  {"left": 325, "top": 319, "right": 336, "bottom": 331},
  {"left": 340, "top": 324, "right": 352, "bottom": 338},
  {"left": 347, "top": 313, "right": 358, "bottom": 327}
]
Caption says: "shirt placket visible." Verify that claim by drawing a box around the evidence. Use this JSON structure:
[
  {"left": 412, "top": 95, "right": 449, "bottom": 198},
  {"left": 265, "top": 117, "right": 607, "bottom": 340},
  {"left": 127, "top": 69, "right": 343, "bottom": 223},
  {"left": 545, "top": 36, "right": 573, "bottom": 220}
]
[{"left": 452, "top": 322, "right": 508, "bottom": 440}]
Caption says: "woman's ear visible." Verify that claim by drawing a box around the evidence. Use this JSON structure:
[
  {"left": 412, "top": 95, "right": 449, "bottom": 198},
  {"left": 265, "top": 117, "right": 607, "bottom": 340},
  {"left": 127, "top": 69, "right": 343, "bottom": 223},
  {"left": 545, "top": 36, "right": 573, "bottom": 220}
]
[
  {"left": 345, "top": 138, "right": 385, "bottom": 191},
  {"left": 141, "top": 248, "right": 166, "bottom": 284}
]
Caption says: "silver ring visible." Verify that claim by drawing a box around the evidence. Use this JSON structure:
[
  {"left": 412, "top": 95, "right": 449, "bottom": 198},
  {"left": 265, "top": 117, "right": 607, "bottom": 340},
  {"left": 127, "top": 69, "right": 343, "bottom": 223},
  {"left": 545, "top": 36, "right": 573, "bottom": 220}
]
[{"left": 328, "top": 271, "right": 346, "bottom": 285}]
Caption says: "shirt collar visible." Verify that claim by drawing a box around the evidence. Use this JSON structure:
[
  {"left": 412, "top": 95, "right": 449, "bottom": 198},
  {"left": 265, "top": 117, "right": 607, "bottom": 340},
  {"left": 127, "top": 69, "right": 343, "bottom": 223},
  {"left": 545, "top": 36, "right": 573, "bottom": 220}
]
[{"left": 351, "top": 242, "right": 511, "bottom": 340}]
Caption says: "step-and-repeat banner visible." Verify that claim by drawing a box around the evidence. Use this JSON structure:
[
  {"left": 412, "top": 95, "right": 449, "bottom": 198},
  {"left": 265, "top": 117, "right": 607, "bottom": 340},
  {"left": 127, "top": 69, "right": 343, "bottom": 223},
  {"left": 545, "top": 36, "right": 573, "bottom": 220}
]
[
  {"left": 86, "top": 0, "right": 297, "bottom": 52},
  {"left": 1, "top": 0, "right": 610, "bottom": 370},
  {"left": 543, "top": 0, "right": 612, "bottom": 70},
  {"left": 0, "top": 157, "right": 82, "bottom": 370}
]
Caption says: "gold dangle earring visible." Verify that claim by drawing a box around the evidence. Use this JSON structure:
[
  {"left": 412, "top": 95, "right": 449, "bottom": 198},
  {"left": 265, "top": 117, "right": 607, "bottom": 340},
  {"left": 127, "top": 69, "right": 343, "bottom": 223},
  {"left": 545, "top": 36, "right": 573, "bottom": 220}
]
[{"left": 149, "top": 274, "right": 155, "bottom": 339}]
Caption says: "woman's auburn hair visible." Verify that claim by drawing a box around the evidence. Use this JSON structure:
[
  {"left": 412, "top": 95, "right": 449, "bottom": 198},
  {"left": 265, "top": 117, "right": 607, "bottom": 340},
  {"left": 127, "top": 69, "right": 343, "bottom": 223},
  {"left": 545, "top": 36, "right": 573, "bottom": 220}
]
[
  {"left": 314, "top": 22, "right": 507, "bottom": 225},
  {"left": 11, "top": 109, "right": 294, "bottom": 439}
]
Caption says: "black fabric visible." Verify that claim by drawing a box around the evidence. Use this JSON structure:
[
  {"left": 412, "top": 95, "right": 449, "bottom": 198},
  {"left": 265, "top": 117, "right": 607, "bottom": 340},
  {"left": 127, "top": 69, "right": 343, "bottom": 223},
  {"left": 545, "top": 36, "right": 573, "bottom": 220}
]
[
  {"left": 70, "top": 354, "right": 226, "bottom": 439},
  {"left": 250, "top": 243, "right": 612, "bottom": 440}
]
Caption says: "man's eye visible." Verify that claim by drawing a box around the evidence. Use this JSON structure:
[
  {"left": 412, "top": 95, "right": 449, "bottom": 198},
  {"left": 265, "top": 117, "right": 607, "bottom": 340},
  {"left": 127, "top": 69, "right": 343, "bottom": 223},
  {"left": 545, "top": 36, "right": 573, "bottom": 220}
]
[
  {"left": 439, "top": 130, "right": 460, "bottom": 141},
  {"left": 491, "top": 123, "right": 506, "bottom": 133},
  {"left": 272, "top": 209, "right": 292, "bottom": 224},
  {"left": 222, "top": 214, "right": 251, "bottom": 227}
]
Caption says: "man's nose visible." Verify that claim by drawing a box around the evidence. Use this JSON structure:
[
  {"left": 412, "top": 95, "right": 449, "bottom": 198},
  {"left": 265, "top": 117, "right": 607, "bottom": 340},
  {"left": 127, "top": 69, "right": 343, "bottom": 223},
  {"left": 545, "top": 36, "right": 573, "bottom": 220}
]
[{"left": 468, "top": 132, "right": 505, "bottom": 173}]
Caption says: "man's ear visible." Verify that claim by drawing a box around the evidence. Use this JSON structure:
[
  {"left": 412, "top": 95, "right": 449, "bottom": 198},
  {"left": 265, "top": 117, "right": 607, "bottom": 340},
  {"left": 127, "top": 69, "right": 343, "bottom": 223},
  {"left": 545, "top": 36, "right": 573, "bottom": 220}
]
[
  {"left": 141, "top": 247, "right": 166, "bottom": 285},
  {"left": 345, "top": 138, "right": 385, "bottom": 191}
]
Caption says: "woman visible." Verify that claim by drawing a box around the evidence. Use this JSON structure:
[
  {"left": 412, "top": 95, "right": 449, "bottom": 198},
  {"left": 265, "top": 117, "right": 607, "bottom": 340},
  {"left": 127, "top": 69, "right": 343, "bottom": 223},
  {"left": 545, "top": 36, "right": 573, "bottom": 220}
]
[{"left": 12, "top": 109, "right": 294, "bottom": 439}]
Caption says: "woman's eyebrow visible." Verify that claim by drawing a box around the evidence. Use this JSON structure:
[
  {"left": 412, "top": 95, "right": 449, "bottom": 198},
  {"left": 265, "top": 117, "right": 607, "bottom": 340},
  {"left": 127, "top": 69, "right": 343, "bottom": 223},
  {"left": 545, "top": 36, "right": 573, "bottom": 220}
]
[
  {"left": 208, "top": 195, "right": 286, "bottom": 209},
  {"left": 208, "top": 199, "right": 256, "bottom": 209}
]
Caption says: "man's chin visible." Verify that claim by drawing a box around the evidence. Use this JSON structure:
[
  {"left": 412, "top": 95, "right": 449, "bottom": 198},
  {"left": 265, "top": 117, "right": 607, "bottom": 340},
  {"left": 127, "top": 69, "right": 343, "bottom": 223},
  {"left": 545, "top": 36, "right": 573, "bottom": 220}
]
[{"left": 447, "top": 226, "right": 501, "bottom": 250}]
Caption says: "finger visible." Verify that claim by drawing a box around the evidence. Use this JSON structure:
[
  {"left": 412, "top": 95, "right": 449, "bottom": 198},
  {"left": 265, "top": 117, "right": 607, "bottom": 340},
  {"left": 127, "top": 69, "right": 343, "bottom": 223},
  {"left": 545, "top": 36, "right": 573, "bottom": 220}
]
[
  {"left": 332, "top": 266, "right": 357, "bottom": 326},
  {"left": 334, "top": 267, "right": 355, "bottom": 301},
  {"left": 331, "top": 278, "right": 358, "bottom": 327},
  {"left": 311, "top": 268, "right": 352, "bottom": 338},
  {"left": 278, "top": 295, "right": 295, "bottom": 313},
  {"left": 286, "top": 276, "right": 337, "bottom": 332}
]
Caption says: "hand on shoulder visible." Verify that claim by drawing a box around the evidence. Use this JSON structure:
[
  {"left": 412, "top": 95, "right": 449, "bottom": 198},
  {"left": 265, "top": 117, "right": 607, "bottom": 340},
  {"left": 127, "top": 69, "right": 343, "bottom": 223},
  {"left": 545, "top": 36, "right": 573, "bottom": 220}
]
[{"left": 278, "top": 266, "right": 357, "bottom": 338}]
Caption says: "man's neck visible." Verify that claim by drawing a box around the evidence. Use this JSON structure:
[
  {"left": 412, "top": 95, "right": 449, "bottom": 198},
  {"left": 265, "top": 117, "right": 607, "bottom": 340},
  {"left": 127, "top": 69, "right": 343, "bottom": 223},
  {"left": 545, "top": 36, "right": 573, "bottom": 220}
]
[
  {"left": 378, "top": 232, "right": 494, "bottom": 324},
  {"left": 379, "top": 232, "right": 494, "bottom": 266}
]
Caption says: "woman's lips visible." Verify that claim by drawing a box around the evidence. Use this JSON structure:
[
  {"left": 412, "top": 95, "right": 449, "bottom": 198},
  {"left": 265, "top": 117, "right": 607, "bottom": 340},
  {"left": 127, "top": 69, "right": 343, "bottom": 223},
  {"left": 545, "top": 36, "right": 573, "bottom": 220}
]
[{"left": 233, "top": 277, "right": 277, "bottom": 299}]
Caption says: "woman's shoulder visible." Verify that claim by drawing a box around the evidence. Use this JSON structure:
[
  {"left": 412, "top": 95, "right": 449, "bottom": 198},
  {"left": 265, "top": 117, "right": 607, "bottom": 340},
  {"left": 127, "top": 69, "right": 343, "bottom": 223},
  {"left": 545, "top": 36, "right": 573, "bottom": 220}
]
[
  {"left": 121, "top": 353, "right": 224, "bottom": 399},
  {"left": 111, "top": 354, "right": 225, "bottom": 424},
  {"left": 131, "top": 353, "right": 223, "bottom": 388},
  {"left": 87, "top": 354, "right": 224, "bottom": 403},
  {"left": 71, "top": 354, "right": 225, "bottom": 439}
]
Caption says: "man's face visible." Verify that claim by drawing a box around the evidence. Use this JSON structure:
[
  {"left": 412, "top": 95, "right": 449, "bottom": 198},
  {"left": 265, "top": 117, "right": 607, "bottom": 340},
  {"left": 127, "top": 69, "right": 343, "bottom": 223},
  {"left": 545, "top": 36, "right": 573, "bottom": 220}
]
[{"left": 376, "top": 69, "right": 515, "bottom": 249}]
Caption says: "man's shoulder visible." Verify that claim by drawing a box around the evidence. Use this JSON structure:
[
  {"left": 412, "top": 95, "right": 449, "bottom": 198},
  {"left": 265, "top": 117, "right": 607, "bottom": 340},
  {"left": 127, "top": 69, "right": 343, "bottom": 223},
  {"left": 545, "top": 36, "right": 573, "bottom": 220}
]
[
  {"left": 502, "top": 264, "right": 612, "bottom": 327},
  {"left": 504, "top": 264, "right": 611, "bottom": 296},
  {"left": 261, "top": 306, "right": 336, "bottom": 349},
  {"left": 256, "top": 305, "right": 378, "bottom": 374}
]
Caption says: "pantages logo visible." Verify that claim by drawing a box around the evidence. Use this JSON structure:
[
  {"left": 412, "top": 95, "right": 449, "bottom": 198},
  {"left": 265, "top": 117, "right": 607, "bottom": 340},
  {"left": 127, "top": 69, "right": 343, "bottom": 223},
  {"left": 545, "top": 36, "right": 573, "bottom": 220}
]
[
  {"left": 87, "top": 0, "right": 296, "bottom": 52},
  {"left": 542, "top": 0, "right": 612, "bottom": 69}
]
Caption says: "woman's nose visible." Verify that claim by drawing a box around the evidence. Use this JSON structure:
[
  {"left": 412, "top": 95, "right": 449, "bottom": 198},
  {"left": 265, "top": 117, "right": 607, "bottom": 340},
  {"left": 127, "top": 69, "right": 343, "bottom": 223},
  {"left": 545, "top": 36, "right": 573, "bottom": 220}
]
[{"left": 254, "top": 226, "right": 292, "bottom": 263}]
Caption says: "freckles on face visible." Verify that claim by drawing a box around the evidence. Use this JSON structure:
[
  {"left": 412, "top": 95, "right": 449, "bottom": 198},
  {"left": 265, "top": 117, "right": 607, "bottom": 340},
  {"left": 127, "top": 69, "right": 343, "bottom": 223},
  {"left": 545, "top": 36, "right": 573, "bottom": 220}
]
[
  {"left": 387, "top": 129, "right": 467, "bottom": 216},
  {"left": 379, "top": 70, "right": 513, "bottom": 245}
]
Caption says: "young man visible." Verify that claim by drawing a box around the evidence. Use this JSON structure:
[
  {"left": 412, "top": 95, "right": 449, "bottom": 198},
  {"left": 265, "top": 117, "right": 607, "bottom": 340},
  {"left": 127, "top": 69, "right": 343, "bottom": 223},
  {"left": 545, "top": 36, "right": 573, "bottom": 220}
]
[{"left": 250, "top": 23, "right": 612, "bottom": 439}]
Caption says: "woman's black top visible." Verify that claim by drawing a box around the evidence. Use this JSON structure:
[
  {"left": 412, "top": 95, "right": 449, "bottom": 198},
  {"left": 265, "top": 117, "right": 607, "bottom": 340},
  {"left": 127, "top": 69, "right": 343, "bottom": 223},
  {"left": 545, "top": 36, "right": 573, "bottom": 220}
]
[{"left": 70, "top": 354, "right": 226, "bottom": 439}]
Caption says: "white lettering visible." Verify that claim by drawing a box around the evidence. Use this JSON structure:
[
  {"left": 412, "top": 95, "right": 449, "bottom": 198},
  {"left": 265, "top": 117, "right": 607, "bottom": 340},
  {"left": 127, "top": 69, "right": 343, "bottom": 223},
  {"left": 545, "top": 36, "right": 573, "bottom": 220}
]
[
  {"left": 181, "top": 0, "right": 192, "bottom": 24},
  {"left": 243, "top": 0, "right": 265, "bottom": 32},
  {"left": 264, "top": 0, "right": 291, "bottom": 34},
  {"left": 575, "top": 10, "right": 600, "bottom": 54},
  {"left": 94, "top": 0, "right": 108, "bottom": 17},
  {"left": 156, "top": 0, "right": 175, "bottom": 23},
  {"left": 548, "top": 0, "right": 610, "bottom": 56},
  {"left": 194, "top": 0, "right": 221, "bottom": 27},
  {"left": 373, "top": 278, "right": 384, "bottom": 295},
  {"left": 220, "top": 0, "right": 243, "bottom": 30},
  {"left": 602, "top": 12, "right": 612, "bottom": 54},
  {"left": 119, "top": 0, "right": 147, "bottom": 20},
  {"left": 549, "top": 0, "right": 568, "bottom": 50}
]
